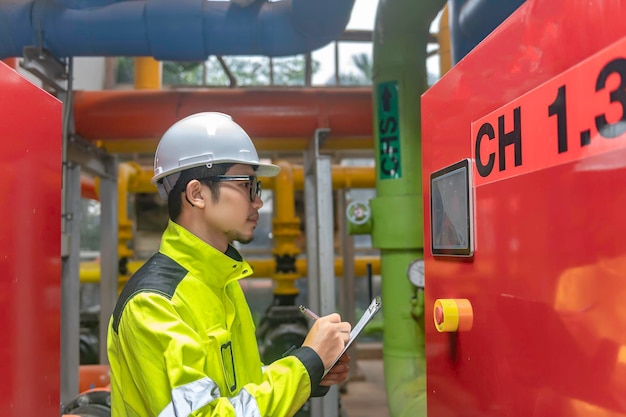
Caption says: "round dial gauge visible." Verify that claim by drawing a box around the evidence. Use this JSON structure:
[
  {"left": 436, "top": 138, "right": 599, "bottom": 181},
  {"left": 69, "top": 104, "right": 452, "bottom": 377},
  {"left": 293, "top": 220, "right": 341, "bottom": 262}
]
[{"left": 407, "top": 259, "right": 425, "bottom": 288}]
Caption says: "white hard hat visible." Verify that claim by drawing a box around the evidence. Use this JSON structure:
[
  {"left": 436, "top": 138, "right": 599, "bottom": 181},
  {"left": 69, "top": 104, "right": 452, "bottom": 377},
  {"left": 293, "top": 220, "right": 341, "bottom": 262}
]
[{"left": 152, "top": 112, "right": 280, "bottom": 198}]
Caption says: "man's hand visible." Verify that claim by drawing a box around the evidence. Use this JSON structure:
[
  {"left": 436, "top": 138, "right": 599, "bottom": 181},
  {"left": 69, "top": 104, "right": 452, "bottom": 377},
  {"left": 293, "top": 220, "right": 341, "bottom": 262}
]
[
  {"left": 302, "top": 313, "right": 351, "bottom": 369},
  {"left": 319, "top": 353, "right": 351, "bottom": 386}
]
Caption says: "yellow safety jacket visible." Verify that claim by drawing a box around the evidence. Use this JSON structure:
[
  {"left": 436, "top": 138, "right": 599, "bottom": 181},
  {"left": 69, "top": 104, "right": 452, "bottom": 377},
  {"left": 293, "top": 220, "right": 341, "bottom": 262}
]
[{"left": 107, "top": 220, "right": 325, "bottom": 417}]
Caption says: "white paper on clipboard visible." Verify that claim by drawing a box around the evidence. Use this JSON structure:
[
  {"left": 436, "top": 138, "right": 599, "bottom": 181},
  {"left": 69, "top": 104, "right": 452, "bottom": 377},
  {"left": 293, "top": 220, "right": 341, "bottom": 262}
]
[{"left": 325, "top": 296, "right": 382, "bottom": 374}]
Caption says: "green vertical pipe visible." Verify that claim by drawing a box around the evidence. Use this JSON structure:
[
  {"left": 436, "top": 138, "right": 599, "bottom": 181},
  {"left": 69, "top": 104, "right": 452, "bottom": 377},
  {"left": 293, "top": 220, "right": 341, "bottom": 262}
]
[{"left": 371, "top": 1, "right": 446, "bottom": 417}]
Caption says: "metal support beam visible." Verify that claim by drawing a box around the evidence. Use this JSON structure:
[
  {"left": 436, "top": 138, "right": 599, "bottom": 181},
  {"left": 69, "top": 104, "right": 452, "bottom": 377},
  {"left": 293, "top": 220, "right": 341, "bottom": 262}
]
[
  {"left": 65, "top": 115, "right": 118, "bottom": 368},
  {"left": 304, "top": 128, "right": 338, "bottom": 417},
  {"left": 338, "top": 189, "right": 359, "bottom": 381},
  {"left": 60, "top": 162, "right": 81, "bottom": 406},
  {"left": 98, "top": 158, "right": 119, "bottom": 364},
  {"left": 59, "top": 57, "right": 79, "bottom": 407},
  {"left": 338, "top": 189, "right": 356, "bottom": 323},
  {"left": 20, "top": 47, "right": 68, "bottom": 92},
  {"left": 67, "top": 135, "right": 118, "bottom": 180}
]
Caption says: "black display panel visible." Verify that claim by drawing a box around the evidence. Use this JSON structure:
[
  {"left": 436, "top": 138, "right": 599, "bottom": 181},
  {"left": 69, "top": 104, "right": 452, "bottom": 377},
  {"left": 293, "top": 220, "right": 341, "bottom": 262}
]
[{"left": 430, "top": 159, "right": 474, "bottom": 257}]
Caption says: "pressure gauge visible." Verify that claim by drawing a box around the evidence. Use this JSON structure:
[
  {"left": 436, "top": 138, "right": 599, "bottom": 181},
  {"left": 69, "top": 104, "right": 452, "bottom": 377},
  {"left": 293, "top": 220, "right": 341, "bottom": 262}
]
[
  {"left": 346, "top": 200, "right": 371, "bottom": 226},
  {"left": 407, "top": 259, "right": 425, "bottom": 288}
]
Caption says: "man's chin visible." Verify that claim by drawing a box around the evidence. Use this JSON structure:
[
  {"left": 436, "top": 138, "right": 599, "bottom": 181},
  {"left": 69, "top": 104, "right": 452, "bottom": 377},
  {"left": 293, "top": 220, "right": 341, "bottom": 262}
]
[{"left": 236, "top": 236, "right": 254, "bottom": 245}]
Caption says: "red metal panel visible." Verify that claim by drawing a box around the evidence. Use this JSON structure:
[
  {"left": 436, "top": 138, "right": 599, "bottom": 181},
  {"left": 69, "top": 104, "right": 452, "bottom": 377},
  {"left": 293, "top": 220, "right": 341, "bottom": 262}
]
[
  {"left": 422, "top": 1, "right": 626, "bottom": 416},
  {"left": 0, "top": 62, "right": 62, "bottom": 416}
]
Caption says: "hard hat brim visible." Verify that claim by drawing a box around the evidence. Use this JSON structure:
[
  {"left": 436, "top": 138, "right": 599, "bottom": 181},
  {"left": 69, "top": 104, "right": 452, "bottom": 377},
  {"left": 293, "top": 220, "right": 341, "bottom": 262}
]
[
  {"left": 255, "top": 162, "right": 281, "bottom": 177},
  {"left": 151, "top": 160, "right": 281, "bottom": 186}
]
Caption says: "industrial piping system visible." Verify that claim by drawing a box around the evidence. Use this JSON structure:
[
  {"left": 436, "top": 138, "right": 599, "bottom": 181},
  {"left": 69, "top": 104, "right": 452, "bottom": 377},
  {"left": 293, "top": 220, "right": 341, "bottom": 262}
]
[
  {"left": 0, "top": 0, "right": 355, "bottom": 59},
  {"left": 5, "top": 2, "right": 521, "bottom": 417},
  {"left": 80, "top": 162, "right": 380, "bottom": 285},
  {"left": 371, "top": 0, "right": 445, "bottom": 416}
]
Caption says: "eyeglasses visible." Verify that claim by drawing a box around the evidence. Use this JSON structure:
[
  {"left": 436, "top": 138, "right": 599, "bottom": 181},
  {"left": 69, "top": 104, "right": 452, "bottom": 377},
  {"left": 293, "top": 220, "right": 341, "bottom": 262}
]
[{"left": 200, "top": 175, "right": 262, "bottom": 202}]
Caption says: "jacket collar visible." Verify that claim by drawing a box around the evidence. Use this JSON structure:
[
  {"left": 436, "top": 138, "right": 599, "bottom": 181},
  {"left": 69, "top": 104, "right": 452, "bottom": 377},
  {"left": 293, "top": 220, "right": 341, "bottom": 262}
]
[{"left": 159, "top": 220, "right": 253, "bottom": 288}]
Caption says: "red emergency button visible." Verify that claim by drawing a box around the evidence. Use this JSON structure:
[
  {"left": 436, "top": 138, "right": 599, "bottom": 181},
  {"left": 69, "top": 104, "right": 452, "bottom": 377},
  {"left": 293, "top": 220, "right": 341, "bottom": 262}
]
[
  {"left": 434, "top": 305, "right": 445, "bottom": 325},
  {"left": 433, "top": 299, "right": 473, "bottom": 332}
]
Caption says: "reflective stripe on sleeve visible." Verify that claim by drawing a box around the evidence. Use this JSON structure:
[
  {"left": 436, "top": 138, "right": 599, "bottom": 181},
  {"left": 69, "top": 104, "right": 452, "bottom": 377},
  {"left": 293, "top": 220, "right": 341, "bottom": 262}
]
[
  {"left": 157, "top": 377, "right": 260, "bottom": 417},
  {"left": 158, "top": 377, "right": 220, "bottom": 417},
  {"left": 228, "top": 388, "right": 261, "bottom": 417}
]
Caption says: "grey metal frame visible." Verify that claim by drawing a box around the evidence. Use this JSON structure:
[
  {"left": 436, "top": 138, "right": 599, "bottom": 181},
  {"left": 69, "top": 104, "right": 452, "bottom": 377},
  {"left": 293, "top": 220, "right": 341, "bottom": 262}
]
[
  {"left": 61, "top": 160, "right": 81, "bottom": 405},
  {"left": 304, "top": 128, "right": 339, "bottom": 417},
  {"left": 337, "top": 189, "right": 358, "bottom": 381},
  {"left": 66, "top": 137, "right": 119, "bottom": 366}
]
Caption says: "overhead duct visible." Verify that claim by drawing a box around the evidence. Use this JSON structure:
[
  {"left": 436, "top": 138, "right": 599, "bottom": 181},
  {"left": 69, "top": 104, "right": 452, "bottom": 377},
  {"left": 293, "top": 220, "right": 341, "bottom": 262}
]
[
  {"left": 0, "top": 0, "right": 355, "bottom": 60},
  {"left": 73, "top": 88, "right": 373, "bottom": 142},
  {"left": 448, "top": 0, "right": 525, "bottom": 63}
]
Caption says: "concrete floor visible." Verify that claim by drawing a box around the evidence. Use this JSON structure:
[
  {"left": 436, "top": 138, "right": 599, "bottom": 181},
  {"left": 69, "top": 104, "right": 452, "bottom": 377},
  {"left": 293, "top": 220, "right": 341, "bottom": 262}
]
[{"left": 340, "top": 352, "right": 390, "bottom": 417}]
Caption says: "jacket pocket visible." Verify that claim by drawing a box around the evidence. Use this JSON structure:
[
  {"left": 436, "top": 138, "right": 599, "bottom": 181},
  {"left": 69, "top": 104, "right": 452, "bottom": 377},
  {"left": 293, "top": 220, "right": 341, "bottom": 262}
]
[{"left": 205, "top": 328, "right": 237, "bottom": 395}]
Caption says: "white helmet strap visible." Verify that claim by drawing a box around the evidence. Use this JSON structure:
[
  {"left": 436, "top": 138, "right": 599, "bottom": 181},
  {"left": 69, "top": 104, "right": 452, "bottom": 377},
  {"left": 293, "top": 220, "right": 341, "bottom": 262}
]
[
  {"left": 157, "top": 164, "right": 213, "bottom": 199},
  {"left": 159, "top": 172, "right": 182, "bottom": 199}
]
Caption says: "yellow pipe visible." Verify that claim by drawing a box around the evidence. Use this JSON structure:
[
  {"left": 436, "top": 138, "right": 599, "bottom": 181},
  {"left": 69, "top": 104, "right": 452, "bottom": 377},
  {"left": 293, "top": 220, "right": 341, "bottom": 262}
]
[
  {"left": 271, "top": 161, "right": 302, "bottom": 296},
  {"left": 126, "top": 167, "right": 157, "bottom": 194},
  {"left": 134, "top": 57, "right": 162, "bottom": 90},
  {"left": 117, "top": 163, "right": 138, "bottom": 260},
  {"left": 264, "top": 165, "right": 376, "bottom": 190},
  {"left": 95, "top": 162, "right": 138, "bottom": 260},
  {"left": 438, "top": 5, "right": 451, "bottom": 76},
  {"left": 123, "top": 165, "right": 375, "bottom": 194},
  {"left": 80, "top": 261, "right": 101, "bottom": 283},
  {"left": 88, "top": 161, "right": 378, "bottom": 297},
  {"left": 97, "top": 136, "right": 374, "bottom": 155},
  {"left": 80, "top": 257, "right": 381, "bottom": 284},
  {"left": 332, "top": 166, "right": 376, "bottom": 189}
]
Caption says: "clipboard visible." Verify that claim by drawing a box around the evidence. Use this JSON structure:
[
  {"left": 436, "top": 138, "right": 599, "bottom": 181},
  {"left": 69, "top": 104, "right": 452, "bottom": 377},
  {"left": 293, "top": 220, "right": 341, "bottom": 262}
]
[{"left": 326, "top": 296, "right": 382, "bottom": 373}]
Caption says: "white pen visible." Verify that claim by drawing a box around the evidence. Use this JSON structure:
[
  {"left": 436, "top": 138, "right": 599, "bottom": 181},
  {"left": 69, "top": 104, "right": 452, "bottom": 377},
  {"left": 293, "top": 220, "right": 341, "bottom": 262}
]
[{"left": 298, "top": 305, "right": 320, "bottom": 321}]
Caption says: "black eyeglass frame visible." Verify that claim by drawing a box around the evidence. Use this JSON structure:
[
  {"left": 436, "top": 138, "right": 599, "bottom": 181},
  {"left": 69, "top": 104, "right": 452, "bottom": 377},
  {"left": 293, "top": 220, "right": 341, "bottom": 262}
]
[{"left": 199, "top": 175, "right": 262, "bottom": 202}]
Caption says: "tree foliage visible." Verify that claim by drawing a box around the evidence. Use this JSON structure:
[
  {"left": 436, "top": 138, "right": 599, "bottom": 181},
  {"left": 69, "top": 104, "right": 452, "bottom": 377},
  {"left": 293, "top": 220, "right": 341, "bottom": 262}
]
[
  {"left": 116, "top": 56, "right": 321, "bottom": 86},
  {"left": 117, "top": 54, "right": 376, "bottom": 87},
  {"left": 342, "top": 52, "right": 373, "bottom": 85},
  {"left": 204, "top": 56, "right": 321, "bottom": 86}
]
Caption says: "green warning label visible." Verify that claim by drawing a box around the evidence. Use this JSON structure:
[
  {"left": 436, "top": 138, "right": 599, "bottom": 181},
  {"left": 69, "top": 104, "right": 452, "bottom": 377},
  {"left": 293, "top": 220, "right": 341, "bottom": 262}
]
[{"left": 377, "top": 81, "right": 402, "bottom": 179}]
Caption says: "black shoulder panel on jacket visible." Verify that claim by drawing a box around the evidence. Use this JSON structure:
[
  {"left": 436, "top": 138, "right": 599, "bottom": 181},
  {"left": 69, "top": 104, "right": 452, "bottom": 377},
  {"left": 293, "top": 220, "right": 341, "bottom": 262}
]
[{"left": 111, "top": 252, "right": 187, "bottom": 333}]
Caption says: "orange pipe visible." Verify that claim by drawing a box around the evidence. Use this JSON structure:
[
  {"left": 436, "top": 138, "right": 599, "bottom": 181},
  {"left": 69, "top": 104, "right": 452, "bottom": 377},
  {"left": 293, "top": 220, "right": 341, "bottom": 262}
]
[
  {"left": 2, "top": 58, "right": 17, "bottom": 69},
  {"left": 81, "top": 175, "right": 98, "bottom": 200},
  {"left": 79, "top": 364, "right": 110, "bottom": 393},
  {"left": 73, "top": 88, "right": 373, "bottom": 143}
]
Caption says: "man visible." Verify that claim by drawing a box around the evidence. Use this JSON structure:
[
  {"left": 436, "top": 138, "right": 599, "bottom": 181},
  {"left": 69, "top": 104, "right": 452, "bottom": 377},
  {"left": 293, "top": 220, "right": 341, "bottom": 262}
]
[{"left": 107, "top": 112, "right": 351, "bottom": 417}]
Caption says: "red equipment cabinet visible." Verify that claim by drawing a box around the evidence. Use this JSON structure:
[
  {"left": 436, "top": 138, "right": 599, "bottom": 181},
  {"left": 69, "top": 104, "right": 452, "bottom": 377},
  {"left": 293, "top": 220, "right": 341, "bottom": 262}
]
[
  {"left": 422, "top": 1, "right": 626, "bottom": 416},
  {"left": 0, "top": 62, "right": 62, "bottom": 415}
]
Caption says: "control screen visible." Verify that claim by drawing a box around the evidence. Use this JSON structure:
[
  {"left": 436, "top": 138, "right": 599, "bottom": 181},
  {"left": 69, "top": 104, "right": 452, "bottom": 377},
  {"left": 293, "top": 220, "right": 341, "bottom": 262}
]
[{"left": 430, "top": 159, "right": 474, "bottom": 257}]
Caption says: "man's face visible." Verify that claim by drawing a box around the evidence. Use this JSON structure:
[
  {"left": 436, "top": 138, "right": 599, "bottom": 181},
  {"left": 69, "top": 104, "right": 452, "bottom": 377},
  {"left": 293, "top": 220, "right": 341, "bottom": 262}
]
[{"left": 202, "top": 164, "right": 263, "bottom": 246}]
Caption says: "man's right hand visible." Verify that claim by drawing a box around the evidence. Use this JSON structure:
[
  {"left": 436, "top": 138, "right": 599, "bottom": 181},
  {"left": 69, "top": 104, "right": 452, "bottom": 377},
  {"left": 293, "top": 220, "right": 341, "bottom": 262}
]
[{"left": 301, "top": 313, "right": 351, "bottom": 370}]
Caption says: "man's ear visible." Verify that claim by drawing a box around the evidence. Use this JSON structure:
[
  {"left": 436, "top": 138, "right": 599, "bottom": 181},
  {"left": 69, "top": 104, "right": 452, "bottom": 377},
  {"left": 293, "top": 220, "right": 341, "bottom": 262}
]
[{"left": 185, "top": 180, "right": 207, "bottom": 209}]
